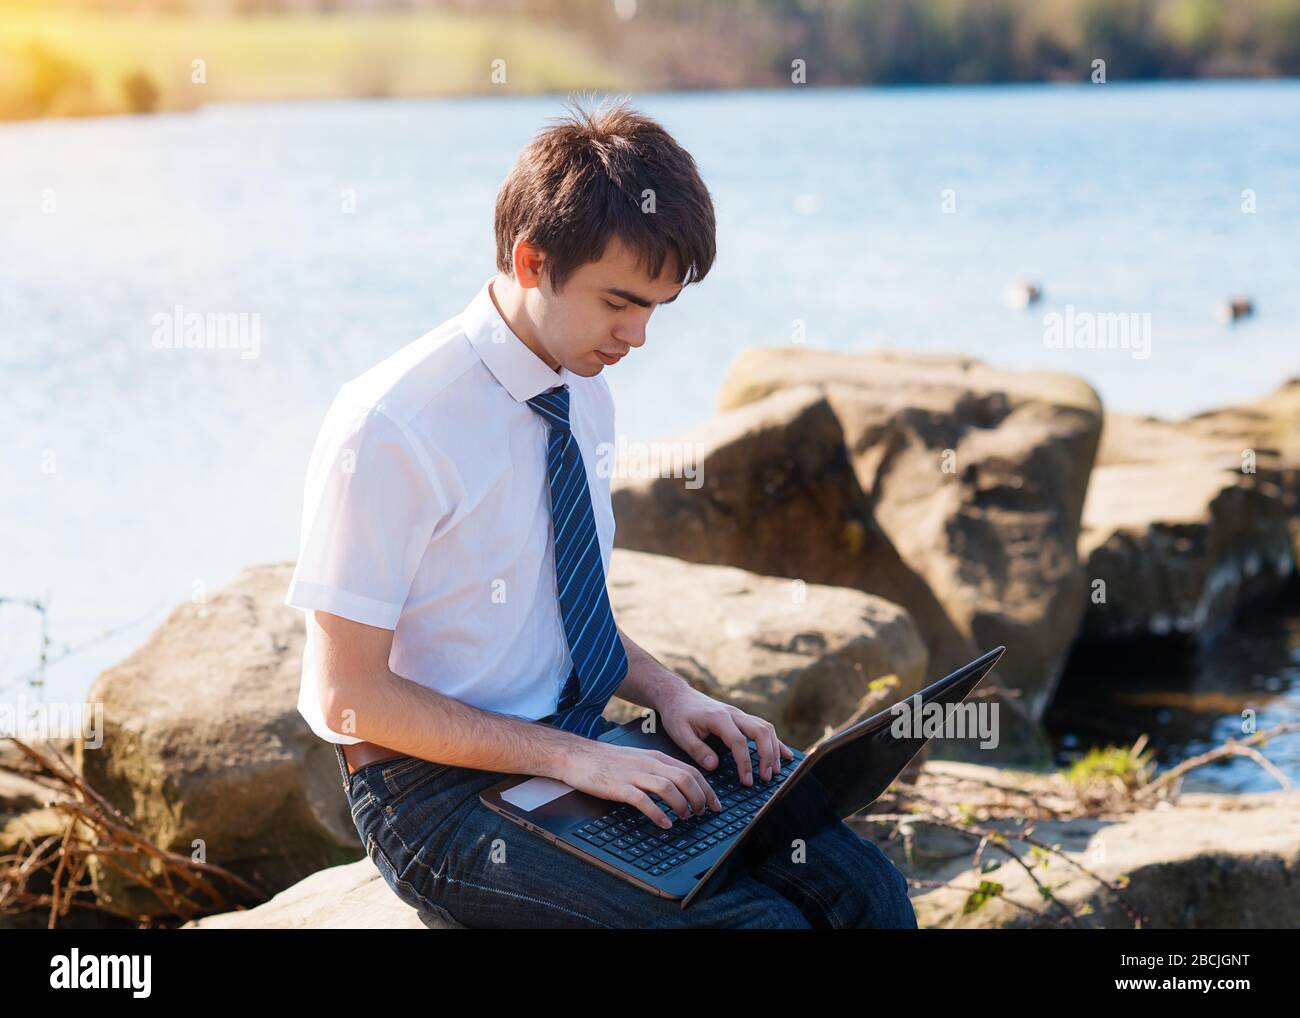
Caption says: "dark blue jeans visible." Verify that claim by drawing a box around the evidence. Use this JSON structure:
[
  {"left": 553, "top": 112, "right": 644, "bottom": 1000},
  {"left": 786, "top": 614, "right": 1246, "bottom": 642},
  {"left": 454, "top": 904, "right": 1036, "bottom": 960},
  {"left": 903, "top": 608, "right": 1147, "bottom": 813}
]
[{"left": 335, "top": 742, "right": 917, "bottom": 929}]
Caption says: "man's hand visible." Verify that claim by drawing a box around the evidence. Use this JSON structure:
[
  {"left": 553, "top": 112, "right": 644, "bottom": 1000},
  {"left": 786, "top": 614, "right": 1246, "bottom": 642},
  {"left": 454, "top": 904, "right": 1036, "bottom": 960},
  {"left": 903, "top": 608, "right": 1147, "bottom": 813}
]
[
  {"left": 556, "top": 741, "right": 723, "bottom": 829},
  {"left": 656, "top": 685, "right": 795, "bottom": 788}
]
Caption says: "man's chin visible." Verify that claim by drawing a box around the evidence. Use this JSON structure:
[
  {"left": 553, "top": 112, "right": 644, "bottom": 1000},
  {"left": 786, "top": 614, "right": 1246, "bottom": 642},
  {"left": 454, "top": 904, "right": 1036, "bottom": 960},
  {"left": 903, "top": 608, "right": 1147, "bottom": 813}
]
[{"left": 564, "top": 357, "right": 604, "bottom": 377}]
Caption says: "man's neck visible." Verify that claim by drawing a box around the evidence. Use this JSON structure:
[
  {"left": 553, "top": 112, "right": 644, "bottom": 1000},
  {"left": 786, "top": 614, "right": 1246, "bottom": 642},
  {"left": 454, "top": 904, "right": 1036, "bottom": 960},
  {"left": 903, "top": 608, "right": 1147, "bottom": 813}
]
[{"left": 489, "top": 275, "right": 561, "bottom": 373}]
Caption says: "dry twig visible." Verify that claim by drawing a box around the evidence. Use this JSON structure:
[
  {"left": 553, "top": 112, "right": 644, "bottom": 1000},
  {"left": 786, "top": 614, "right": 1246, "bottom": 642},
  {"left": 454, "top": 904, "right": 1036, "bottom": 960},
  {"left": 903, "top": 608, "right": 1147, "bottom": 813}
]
[{"left": 1, "top": 738, "right": 265, "bottom": 928}]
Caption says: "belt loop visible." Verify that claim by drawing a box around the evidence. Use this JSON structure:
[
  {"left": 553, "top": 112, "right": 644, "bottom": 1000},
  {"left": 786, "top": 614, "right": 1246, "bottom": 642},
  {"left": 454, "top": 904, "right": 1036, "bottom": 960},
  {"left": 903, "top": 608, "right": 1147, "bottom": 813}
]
[{"left": 334, "top": 744, "right": 351, "bottom": 794}]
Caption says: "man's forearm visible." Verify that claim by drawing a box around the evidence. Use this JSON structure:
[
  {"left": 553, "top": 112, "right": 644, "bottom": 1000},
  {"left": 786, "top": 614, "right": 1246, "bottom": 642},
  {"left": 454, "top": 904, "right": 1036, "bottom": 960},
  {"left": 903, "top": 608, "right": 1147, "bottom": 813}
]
[
  {"left": 322, "top": 666, "right": 589, "bottom": 780},
  {"left": 614, "top": 626, "right": 693, "bottom": 714}
]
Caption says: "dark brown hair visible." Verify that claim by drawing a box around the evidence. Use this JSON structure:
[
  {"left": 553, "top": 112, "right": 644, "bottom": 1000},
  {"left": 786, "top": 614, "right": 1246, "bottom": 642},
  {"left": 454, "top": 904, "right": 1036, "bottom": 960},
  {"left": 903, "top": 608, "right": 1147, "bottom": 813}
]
[{"left": 494, "top": 94, "right": 716, "bottom": 294}]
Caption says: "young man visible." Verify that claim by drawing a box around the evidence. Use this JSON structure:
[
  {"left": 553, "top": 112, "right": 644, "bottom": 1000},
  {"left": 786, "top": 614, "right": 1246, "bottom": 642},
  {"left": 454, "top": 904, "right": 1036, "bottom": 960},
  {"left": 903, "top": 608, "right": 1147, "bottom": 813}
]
[{"left": 285, "top": 97, "right": 917, "bottom": 929}]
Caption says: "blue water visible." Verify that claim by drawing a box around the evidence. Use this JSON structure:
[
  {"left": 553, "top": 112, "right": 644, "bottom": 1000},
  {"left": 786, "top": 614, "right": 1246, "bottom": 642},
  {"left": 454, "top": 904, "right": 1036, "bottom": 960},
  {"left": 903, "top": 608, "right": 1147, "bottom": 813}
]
[{"left": 2, "top": 82, "right": 1298, "bottom": 789}]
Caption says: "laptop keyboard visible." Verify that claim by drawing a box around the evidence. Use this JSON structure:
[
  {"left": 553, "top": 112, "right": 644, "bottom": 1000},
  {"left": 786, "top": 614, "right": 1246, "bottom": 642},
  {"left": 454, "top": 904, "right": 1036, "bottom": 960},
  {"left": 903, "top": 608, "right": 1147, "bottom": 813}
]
[{"left": 569, "top": 741, "right": 791, "bottom": 878}]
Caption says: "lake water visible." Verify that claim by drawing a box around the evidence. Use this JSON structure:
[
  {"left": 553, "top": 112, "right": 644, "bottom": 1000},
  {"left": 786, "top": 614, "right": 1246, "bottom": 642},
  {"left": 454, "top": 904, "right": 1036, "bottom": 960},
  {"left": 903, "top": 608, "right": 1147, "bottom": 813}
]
[
  {"left": 1047, "top": 587, "right": 1300, "bottom": 794},
  {"left": 2, "top": 82, "right": 1298, "bottom": 788}
]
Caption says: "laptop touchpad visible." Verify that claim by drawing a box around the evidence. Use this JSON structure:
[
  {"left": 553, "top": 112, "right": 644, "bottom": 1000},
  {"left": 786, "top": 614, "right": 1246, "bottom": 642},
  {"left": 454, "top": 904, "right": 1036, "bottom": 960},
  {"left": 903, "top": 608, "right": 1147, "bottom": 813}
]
[{"left": 501, "top": 776, "right": 575, "bottom": 811}]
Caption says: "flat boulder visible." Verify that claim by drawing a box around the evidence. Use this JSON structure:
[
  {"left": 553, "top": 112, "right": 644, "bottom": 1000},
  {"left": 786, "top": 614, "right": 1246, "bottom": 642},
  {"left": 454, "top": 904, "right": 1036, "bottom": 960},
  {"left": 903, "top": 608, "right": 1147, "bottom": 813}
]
[
  {"left": 182, "top": 858, "right": 448, "bottom": 929},
  {"left": 1081, "top": 410, "right": 1295, "bottom": 643},
  {"left": 1180, "top": 376, "right": 1300, "bottom": 563},
  {"left": 901, "top": 763, "right": 1300, "bottom": 929}
]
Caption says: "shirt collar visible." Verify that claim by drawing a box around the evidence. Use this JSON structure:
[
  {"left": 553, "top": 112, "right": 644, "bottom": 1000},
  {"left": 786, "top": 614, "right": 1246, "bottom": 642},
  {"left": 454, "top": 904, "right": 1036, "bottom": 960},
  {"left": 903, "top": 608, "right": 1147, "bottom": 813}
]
[{"left": 462, "top": 276, "right": 569, "bottom": 402}]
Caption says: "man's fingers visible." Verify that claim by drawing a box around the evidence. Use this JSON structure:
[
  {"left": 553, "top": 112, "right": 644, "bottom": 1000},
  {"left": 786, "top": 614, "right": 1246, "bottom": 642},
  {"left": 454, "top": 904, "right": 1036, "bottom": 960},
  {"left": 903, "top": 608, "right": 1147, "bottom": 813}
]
[
  {"left": 625, "top": 787, "right": 672, "bottom": 829},
  {"left": 649, "top": 758, "right": 716, "bottom": 816},
  {"left": 759, "top": 721, "right": 782, "bottom": 780},
  {"left": 669, "top": 728, "right": 718, "bottom": 771},
  {"left": 660, "top": 737, "right": 723, "bottom": 812},
  {"left": 734, "top": 716, "right": 773, "bottom": 779},
  {"left": 717, "top": 721, "right": 753, "bottom": 786},
  {"left": 734, "top": 716, "right": 783, "bottom": 781},
  {"left": 643, "top": 773, "right": 692, "bottom": 821},
  {"left": 674, "top": 761, "right": 722, "bottom": 814}
]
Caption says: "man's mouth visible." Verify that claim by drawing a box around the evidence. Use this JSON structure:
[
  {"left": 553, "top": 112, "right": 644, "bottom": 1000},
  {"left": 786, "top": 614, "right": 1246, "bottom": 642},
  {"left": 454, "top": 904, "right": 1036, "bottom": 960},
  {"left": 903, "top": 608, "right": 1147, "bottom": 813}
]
[{"left": 595, "top": 349, "right": 625, "bottom": 366}]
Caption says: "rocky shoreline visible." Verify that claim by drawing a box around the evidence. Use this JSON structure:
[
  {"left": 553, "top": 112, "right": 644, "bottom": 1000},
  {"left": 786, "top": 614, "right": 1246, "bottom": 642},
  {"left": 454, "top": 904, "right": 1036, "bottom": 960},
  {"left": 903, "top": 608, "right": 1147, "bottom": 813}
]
[{"left": 4, "top": 346, "right": 1297, "bottom": 928}]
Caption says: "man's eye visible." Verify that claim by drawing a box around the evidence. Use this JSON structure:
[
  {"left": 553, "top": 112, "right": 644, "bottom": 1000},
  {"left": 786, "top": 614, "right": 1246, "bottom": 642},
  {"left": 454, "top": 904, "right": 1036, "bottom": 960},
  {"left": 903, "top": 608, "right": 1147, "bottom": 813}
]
[{"left": 604, "top": 301, "right": 627, "bottom": 311}]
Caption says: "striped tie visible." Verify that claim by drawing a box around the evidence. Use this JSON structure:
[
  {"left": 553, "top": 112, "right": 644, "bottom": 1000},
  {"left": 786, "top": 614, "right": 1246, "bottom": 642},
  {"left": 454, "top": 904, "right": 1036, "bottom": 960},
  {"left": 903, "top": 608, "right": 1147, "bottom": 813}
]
[{"left": 526, "top": 384, "right": 629, "bottom": 738}]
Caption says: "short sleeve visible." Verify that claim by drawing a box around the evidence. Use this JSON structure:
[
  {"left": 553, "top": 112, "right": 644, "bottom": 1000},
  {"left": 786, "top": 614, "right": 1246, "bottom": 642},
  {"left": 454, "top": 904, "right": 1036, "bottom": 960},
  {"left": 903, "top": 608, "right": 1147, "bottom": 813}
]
[{"left": 285, "top": 401, "right": 447, "bottom": 629}]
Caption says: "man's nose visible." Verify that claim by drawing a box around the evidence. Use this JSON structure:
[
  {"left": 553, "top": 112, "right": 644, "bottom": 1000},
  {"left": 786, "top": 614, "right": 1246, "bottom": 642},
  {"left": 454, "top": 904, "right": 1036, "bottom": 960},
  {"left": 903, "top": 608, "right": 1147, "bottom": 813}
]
[{"left": 615, "top": 324, "right": 647, "bottom": 349}]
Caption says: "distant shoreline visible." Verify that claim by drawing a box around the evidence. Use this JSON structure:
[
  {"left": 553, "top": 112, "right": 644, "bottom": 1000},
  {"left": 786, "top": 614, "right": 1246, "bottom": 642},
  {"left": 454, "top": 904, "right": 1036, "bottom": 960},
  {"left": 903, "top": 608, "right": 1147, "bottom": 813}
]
[{"left": 4, "top": 5, "right": 1300, "bottom": 123}]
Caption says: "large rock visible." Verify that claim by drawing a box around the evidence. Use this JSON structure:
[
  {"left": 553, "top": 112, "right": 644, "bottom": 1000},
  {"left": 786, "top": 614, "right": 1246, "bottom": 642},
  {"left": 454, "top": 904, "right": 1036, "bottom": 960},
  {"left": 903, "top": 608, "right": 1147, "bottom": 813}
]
[
  {"left": 1177, "top": 376, "right": 1300, "bottom": 562},
  {"left": 1095, "top": 377, "right": 1300, "bottom": 553},
  {"left": 613, "top": 348, "right": 1104, "bottom": 763},
  {"left": 79, "top": 563, "right": 363, "bottom": 920},
  {"left": 900, "top": 763, "right": 1300, "bottom": 929},
  {"left": 78, "top": 549, "right": 927, "bottom": 920},
  {"left": 1080, "top": 410, "right": 1296, "bottom": 644},
  {"left": 182, "top": 858, "right": 448, "bottom": 929},
  {"left": 1182, "top": 376, "right": 1300, "bottom": 463},
  {"left": 606, "top": 549, "right": 929, "bottom": 751}
]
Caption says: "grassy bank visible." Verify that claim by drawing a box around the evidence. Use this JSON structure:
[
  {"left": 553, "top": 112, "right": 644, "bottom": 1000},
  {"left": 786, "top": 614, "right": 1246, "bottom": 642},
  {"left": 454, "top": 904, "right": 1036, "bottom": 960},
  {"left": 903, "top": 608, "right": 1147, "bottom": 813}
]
[
  {"left": 0, "top": 12, "right": 635, "bottom": 120},
  {"left": 3, "top": 2, "right": 1300, "bottom": 122}
]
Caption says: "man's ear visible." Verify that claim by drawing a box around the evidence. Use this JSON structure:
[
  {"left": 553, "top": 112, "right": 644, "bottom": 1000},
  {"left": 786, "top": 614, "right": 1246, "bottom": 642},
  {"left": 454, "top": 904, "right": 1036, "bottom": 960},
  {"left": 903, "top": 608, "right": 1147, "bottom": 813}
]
[{"left": 513, "top": 239, "right": 547, "bottom": 290}]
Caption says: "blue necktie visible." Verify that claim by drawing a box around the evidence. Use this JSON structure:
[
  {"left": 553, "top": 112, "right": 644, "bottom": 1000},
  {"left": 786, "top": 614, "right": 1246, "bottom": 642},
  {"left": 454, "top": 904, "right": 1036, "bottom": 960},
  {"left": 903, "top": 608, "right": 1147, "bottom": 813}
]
[{"left": 526, "top": 384, "right": 629, "bottom": 738}]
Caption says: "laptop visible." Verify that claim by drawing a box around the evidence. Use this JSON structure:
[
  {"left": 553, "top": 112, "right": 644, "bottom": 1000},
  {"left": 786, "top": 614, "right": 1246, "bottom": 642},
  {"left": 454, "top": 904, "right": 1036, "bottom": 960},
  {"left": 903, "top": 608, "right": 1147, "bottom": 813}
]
[{"left": 480, "top": 646, "right": 1006, "bottom": 908}]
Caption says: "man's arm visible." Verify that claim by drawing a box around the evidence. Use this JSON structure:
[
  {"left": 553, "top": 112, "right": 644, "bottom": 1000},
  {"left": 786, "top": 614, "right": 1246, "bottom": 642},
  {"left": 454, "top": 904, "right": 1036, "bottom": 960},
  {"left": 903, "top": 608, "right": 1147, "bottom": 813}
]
[
  {"left": 314, "top": 609, "right": 589, "bottom": 780},
  {"left": 314, "top": 609, "right": 722, "bottom": 826},
  {"left": 612, "top": 625, "right": 693, "bottom": 715}
]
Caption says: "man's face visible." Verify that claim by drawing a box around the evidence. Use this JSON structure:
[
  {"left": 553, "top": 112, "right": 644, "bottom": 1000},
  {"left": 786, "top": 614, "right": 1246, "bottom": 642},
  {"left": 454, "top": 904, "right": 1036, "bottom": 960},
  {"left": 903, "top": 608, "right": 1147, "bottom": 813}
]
[{"left": 524, "top": 236, "right": 684, "bottom": 377}]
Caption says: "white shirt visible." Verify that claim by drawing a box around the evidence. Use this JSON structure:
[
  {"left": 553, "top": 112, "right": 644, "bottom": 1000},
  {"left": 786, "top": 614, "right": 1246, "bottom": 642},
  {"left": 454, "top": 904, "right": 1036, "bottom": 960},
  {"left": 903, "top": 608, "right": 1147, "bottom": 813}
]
[{"left": 284, "top": 276, "right": 618, "bottom": 745}]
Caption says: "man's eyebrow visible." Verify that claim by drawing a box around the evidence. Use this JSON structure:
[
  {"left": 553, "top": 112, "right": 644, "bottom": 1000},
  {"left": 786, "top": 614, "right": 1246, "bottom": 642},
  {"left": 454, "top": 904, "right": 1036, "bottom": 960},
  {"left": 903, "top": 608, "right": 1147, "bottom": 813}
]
[{"left": 603, "top": 286, "right": 684, "bottom": 308}]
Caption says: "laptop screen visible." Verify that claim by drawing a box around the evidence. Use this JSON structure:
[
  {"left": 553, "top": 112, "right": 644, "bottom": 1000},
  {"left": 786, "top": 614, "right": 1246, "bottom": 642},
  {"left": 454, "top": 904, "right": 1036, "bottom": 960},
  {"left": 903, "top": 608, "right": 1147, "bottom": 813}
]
[{"left": 801, "top": 649, "right": 1003, "bottom": 820}]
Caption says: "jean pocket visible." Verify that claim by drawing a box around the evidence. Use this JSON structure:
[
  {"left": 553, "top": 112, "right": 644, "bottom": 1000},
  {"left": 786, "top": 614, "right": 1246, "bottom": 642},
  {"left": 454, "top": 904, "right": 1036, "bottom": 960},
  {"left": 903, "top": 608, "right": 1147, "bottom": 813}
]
[{"left": 369, "top": 755, "right": 453, "bottom": 809}]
